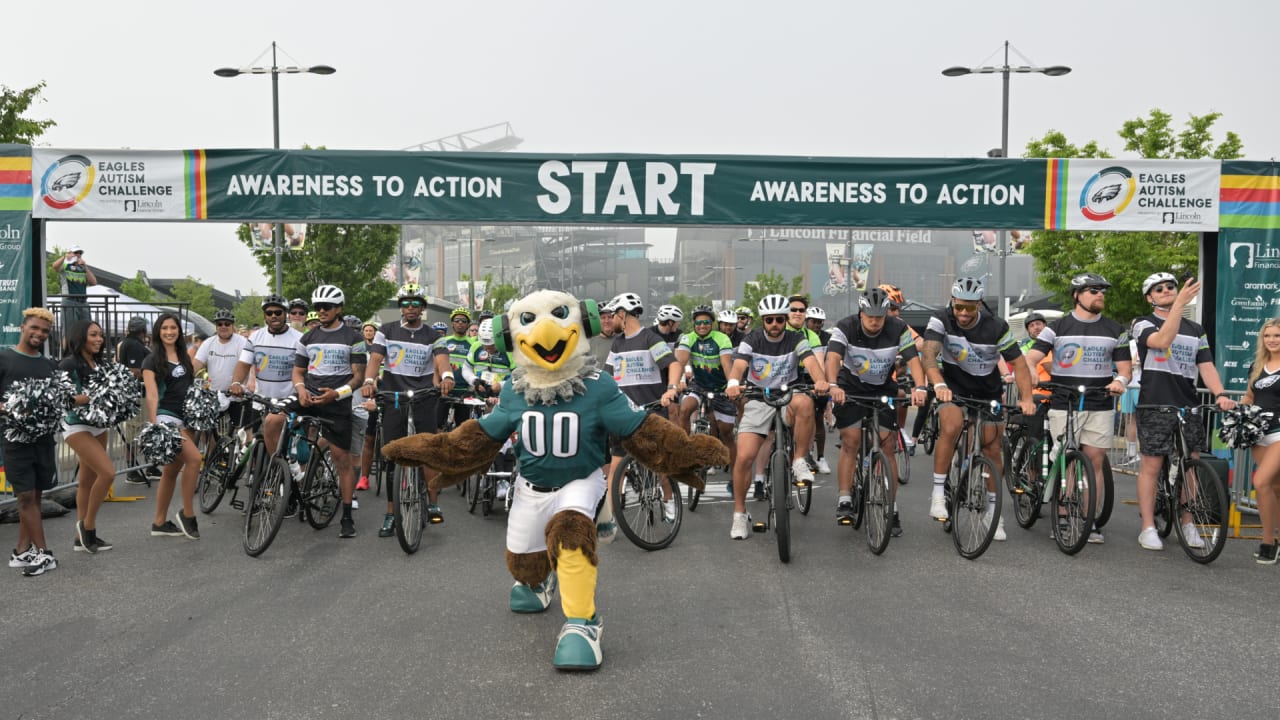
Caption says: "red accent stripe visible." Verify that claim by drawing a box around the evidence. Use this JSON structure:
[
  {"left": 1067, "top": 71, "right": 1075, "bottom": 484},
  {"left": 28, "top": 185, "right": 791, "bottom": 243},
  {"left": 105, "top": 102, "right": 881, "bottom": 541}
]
[
  {"left": 0, "top": 170, "right": 31, "bottom": 184},
  {"left": 1221, "top": 187, "right": 1280, "bottom": 203},
  {"left": 1048, "top": 159, "right": 1061, "bottom": 228}
]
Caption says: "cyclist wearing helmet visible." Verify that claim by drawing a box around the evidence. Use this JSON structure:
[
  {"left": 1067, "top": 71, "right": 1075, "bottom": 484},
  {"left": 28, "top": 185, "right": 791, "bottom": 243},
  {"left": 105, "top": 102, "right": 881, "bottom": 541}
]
[
  {"left": 464, "top": 318, "right": 515, "bottom": 395},
  {"left": 304, "top": 311, "right": 321, "bottom": 330},
  {"left": 827, "top": 287, "right": 927, "bottom": 533},
  {"left": 604, "top": 291, "right": 683, "bottom": 522},
  {"left": 194, "top": 308, "right": 250, "bottom": 417},
  {"left": 433, "top": 307, "right": 481, "bottom": 437},
  {"left": 724, "top": 294, "right": 830, "bottom": 540},
  {"left": 588, "top": 300, "right": 620, "bottom": 369},
  {"left": 717, "top": 309, "right": 742, "bottom": 345},
  {"left": 229, "top": 295, "right": 302, "bottom": 461},
  {"left": 785, "top": 296, "right": 830, "bottom": 474},
  {"left": 674, "top": 305, "right": 737, "bottom": 472},
  {"left": 288, "top": 298, "right": 309, "bottom": 332},
  {"left": 431, "top": 321, "right": 448, "bottom": 332},
  {"left": 921, "top": 277, "right": 1034, "bottom": 537},
  {"left": 654, "top": 304, "right": 684, "bottom": 351},
  {"left": 881, "top": 288, "right": 923, "bottom": 450},
  {"left": 1128, "top": 271, "right": 1234, "bottom": 552},
  {"left": 363, "top": 281, "right": 452, "bottom": 531},
  {"left": 293, "top": 284, "right": 367, "bottom": 539},
  {"left": 735, "top": 306, "right": 753, "bottom": 334},
  {"left": 1024, "top": 272, "right": 1132, "bottom": 544}
]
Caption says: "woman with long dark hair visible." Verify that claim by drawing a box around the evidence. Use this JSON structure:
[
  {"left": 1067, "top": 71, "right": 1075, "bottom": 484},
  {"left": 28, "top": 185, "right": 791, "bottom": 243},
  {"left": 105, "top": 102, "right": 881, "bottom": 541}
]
[
  {"left": 60, "top": 319, "right": 116, "bottom": 553},
  {"left": 143, "top": 313, "right": 202, "bottom": 539}
]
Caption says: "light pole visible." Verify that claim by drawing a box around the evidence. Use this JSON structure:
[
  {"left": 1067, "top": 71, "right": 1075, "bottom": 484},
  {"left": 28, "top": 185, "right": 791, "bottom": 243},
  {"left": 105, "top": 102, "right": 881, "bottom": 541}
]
[
  {"left": 943, "top": 41, "right": 1069, "bottom": 316},
  {"left": 737, "top": 236, "right": 788, "bottom": 292},
  {"left": 215, "top": 42, "right": 335, "bottom": 295}
]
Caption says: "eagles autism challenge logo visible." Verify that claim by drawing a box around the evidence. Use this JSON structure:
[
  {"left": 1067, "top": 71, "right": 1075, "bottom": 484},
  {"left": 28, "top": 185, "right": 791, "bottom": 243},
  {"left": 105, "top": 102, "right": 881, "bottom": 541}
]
[
  {"left": 385, "top": 343, "right": 407, "bottom": 369},
  {"left": 850, "top": 354, "right": 872, "bottom": 375},
  {"left": 1079, "top": 166, "right": 1136, "bottom": 222},
  {"left": 1055, "top": 343, "right": 1084, "bottom": 369},
  {"left": 40, "top": 154, "right": 96, "bottom": 210}
]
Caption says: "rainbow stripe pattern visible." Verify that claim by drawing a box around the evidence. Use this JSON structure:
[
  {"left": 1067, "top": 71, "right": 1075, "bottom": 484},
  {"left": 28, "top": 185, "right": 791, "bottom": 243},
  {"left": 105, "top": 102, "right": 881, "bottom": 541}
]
[
  {"left": 183, "top": 149, "right": 207, "bottom": 219},
  {"left": 0, "top": 154, "right": 33, "bottom": 212},
  {"left": 1220, "top": 162, "right": 1280, "bottom": 229},
  {"left": 1043, "top": 158, "right": 1070, "bottom": 229}
]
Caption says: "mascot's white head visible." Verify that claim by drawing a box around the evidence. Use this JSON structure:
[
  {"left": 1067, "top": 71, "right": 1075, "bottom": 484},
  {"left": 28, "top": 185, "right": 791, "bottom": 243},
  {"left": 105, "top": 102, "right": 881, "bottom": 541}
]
[{"left": 503, "top": 290, "right": 601, "bottom": 402}]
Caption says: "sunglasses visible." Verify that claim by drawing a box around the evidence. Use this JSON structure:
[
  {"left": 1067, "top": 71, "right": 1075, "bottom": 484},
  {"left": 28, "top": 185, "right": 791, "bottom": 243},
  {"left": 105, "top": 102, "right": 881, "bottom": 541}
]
[
  {"left": 763, "top": 316, "right": 787, "bottom": 325},
  {"left": 314, "top": 303, "right": 338, "bottom": 312},
  {"left": 788, "top": 307, "right": 807, "bottom": 313},
  {"left": 659, "top": 320, "right": 678, "bottom": 325},
  {"left": 215, "top": 321, "right": 233, "bottom": 327},
  {"left": 1150, "top": 282, "right": 1177, "bottom": 293},
  {"left": 400, "top": 299, "right": 424, "bottom": 308},
  {"left": 952, "top": 303, "right": 979, "bottom": 313},
  {"left": 1084, "top": 287, "right": 1108, "bottom": 295},
  {"left": 263, "top": 309, "right": 284, "bottom": 317},
  {"left": 693, "top": 319, "right": 712, "bottom": 326},
  {"left": 289, "top": 309, "right": 306, "bottom": 315},
  {"left": 452, "top": 317, "right": 470, "bottom": 323}
]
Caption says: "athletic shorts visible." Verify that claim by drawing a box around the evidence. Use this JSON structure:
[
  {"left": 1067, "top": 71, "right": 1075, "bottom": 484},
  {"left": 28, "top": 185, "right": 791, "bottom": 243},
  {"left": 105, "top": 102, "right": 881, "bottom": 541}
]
[
  {"left": 1, "top": 438, "right": 58, "bottom": 493},
  {"left": 157, "top": 413, "right": 187, "bottom": 430},
  {"left": 739, "top": 398, "right": 789, "bottom": 436},
  {"left": 1137, "top": 407, "right": 1205, "bottom": 456},
  {"left": 349, "top": 412, "right": 367, "bottom": 457},
  {"left": 382, "top": 395, "right": 439, "bottom": 443},
  {"left": 832, "top": 401, "right": 897, "bottom": 432},
  {"left": 1257, "top": 430, "right": 1280, "bottom": 447},
  {"left": 62, "top": 422, "right": 108, "bottom": 438},
  {"left": 1048, "top": 409, "right": 1114, "bottom": 451},
  {"left": 1119, "top": 387, "right": 1140, "bottom": 414},
  {"left": 506, "top": 470, "right": 606, "bottom": 555},
  {"left": 300, "top": 400, "right": 352, "bottom": 451}
]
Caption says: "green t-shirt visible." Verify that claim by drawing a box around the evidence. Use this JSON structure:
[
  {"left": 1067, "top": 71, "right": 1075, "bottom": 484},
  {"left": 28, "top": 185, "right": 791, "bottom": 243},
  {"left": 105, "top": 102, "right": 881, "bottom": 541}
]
[{"left": 677, "top": 330, "right": 732, "bottom": 391}]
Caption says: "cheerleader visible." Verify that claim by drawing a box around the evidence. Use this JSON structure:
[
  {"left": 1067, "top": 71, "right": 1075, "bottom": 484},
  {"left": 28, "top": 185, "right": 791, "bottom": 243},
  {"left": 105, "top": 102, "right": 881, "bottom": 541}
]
[
  {"left": 143, "top": 313, "right": 202, "bottom": 540},
  {"left": 61, "top": 320, "right": 116, "bottom": 553}
]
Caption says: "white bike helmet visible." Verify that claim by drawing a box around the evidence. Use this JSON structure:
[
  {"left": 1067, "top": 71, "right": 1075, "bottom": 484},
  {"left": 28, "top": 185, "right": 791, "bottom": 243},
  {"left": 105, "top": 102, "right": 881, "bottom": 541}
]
[
  {"left": 477, "top": 318, "right": 495, "bottom": 345},
  {"left": 656, "top": 304, "right": 684, "bottom": 322},
  {"left": 717, "top": 309, "right": 738, "bottom": 324},
  {"left": 757, "top": 294, "right": 789, "bottom": 317},
  {"left": 311, "top": 284, "right": 345, "bottom": 305},
  {"left": 1142, "top": 271, "right": 1177, "bottom": 295},
  {"left": 805, "top": 306, "right": 826, "bottom": 321},
  {"left": 951, "top": 277, "right": 985, "bottom": 301},
  {"left": 609, "top": 292, "right": 644, "bottom": 316}
]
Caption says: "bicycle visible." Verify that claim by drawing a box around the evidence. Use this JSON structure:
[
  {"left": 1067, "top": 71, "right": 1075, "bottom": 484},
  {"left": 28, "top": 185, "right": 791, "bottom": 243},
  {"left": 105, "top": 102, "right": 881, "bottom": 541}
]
[
  {"left": 610, "top": 400, "right": 683, "bottom": 551},
  {"left": 738, "top": 383, "right": 816, "bottom": 564},
  {"left": 196, "top": 398, "right": 262, "bottom": 515},
  {"left": 372, "top": 388, "right": 440, "bottom": 554},
  {"left": 917, "top": 397, "right": 941, "bottom": 455},
  {"left": 440, "top": 392, "right": 489, "bottom": 495},
  {"left": 936, "top": 394, "right": 1005, "bottom": 560},
  {"left": 837, "top": 394, "right": 898, "bottom": 555},
  {"left": 685, "top": 391, "right": 714, "bottom": 512},
  {"left": 1004, "top": 383, "right": 1107, "bottom": 555},
  {"left": 1138, "top": 403, "right": 1228, "bottom": 564}
]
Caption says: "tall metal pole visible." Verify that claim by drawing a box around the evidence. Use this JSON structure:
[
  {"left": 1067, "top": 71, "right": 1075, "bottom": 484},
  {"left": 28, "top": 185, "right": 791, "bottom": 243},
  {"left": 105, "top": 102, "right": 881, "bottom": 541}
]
[
  {"left": 271, "top": 42, "right": 284, "bottom": 296},
  {"left": 997, "top": 40, "right": 1010, "bottom": 318},
  {"left": 468, "top": 229, "right": 476, "bottom": 310}
]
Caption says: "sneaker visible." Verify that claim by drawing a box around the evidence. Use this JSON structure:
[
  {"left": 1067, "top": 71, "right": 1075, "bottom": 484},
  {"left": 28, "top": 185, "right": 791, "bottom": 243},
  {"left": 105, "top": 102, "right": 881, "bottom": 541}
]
[
  {"left": 427, "top": 505, "right": 444, "bottom": 524},
  {"left": 891, "top": 511, "right": 903, "bottom": 537},
  {"left": 836, "top": 501, "right": 855, "bottom": 525},
  {"left": 355, "top": 476, "right": 370, "bottom": 492},
  {"left": 1138, "top": 526, "right": 1164, "bottom": 551},
  {"left": 752, "top": 479, "right": 765, "bottom": 501},
  {"left": 992, "top": 516, "right": 1007, "bottom": 542},
  {"left": 290, "top": 462, "right": 304, "bottom": 482},
  {"left": 339, "top": 516, "right": 357, "bottom": 538},
  {"left": 730, "top": 512, "right": 751, "bottom": 540},
  {"left": 596, "top": 520, "right": 618, "bottom": 544},
  {"left": 1180, "top": 522, "right": 1205, "bottom": 549},
  {"left": 21, "top": 550, "right": 56, "bottom": 577},
  {"left": 150, "top": 520, "right": 184, "bottom": 537},
  {"left": 725, "top": 480, "right": 734, "bottom": 496},
  {"left": 1256, "top": 542, "right": 1279, "bottom": 565},
  {"left": 124, "top": 470, "right": 150, "bottom": 485},
  {"left": 816, "top": 457, "right": 832, "bottom": 475},
  {"left": 378, "top": 514, "right": 395, "bottom": 538},
  {"left": 929, "top": 494, "right": 948, "bottom": 521},
  {"left": 174, "top": 512, "right": 200, "bottom": 540},
  {"left": 510, "top": 573, "right": 557, "bottom": 613},
  {"left": 791, "top": 457, "right": 815, "bottom": 486},
  {"left": 75, "top": 520, "right": 97, "bottom": 555},
  {"left": 9, "top": 544, "right": 37, "bottom": 568},
  {"left": 662, "top": 499, "right": 677, "bottom": 523},
  {"left": 553, "top": 615, "right": 603, "bottom": 671},
  {"left": 1088, "top": 526, "right": 1105, "bottom": 544},
  {"left": 706, "top": 466, "right": 717, "bottom": 476},
  {"left": 283, "top": 497, "right": 300, "bottom": 519},
  {"left": 91, "top": 535, "right": 113, "bottom": 552}
]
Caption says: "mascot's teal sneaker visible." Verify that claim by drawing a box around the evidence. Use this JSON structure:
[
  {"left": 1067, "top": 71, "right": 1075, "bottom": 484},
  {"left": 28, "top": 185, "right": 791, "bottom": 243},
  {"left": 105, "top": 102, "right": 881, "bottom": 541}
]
[
  {"left": 509, "top": 573, "right": 557, "bottom": 613},
  {"left": 596, "top": 519, "right": 618, "bottom": 544},
  {"left": 553, "top": 615, "right": 603, "bottom": 671}
]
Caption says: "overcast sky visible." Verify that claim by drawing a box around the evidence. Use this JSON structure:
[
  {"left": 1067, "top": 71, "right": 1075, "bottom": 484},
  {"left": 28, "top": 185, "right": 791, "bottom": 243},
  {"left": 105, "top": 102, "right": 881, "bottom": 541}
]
[{"left": 5, "top": 0, "right": 1275, "bottom": 297}]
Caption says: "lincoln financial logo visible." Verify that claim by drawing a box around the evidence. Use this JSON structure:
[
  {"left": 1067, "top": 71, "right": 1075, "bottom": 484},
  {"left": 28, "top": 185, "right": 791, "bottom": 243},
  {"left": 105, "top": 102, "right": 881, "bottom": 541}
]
[{"left": 1230, "top": 241, "right": 1280, "bottom": 269}]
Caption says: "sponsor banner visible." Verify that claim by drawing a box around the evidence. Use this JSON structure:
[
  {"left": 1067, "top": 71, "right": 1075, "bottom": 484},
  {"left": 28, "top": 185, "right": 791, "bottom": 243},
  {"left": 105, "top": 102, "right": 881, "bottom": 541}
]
[
  {"left": 1045, "top": 159, "right": 1219, "bottom": 231},
  {"left": 0, "top": 211, "right": 32, "bottom": 347},
  {"left": 1220, "top": 160, "right": 1280, "bottom": 229},
  {"left": 456, "top": 280, "right": 486, "bottom": 311},
  {"left": 1217, "top": 227, "right": 1280, "bottom": 391},
  {"left": 32, "top": 149, "right": 200, "bottom": 220}
]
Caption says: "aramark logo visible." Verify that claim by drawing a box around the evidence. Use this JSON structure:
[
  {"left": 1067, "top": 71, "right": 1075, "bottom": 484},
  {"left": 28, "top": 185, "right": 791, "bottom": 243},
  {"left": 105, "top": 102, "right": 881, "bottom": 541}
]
[
  {"left": 1079, "top": 166, "right": 1136, "bottom": 222},
  {"left": 40, "top": 154, "right": 95, "bottom": 210}
]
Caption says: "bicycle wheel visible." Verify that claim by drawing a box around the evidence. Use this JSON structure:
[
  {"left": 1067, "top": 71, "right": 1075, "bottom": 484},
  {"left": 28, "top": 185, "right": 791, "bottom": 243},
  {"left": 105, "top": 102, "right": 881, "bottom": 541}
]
[
  {"left": 849, "top": 460, "right": 868, "bottom": 530},
  {"left": 770, "top": 448, "right": 791, "bottom": 563},
  {"left": 952, "top": 455, "right": 1001, "bottom": 560},
  {"left": 465, "top": 472, "right": 481, "bottom": 514},
  {"left": 1051, "top": 449, "right": 1096, "bottom": 555},
  {"left": 865, "top": 450, "right": 894, "bottom": 555},
  {"left": 1094, "top": 455, "right": 1115, "bottom": 529},
  {"left": 394, "top": 465, "right": 425, "bottom": 554},
  {"left": 686, "top": 484, "right": 702, "bottom": 512},
  {"left": 481, "top": 474, "right": 495, "bottom": 516},
  {"left": 197, "top": 438, "right": 235, "bottom": 514},
  {"left": 1007, "top": 436, "right": 1041, "bottom": 529},
  {"left": 243, "top": 455, "right": 292, "bottom": 558},
  {"left": 1173, "top": 458, "right": 1228, "bottom": 564},
  {"left": 921, "top": 414, "right": 938, "bottom": 455},
  {"left": 302, "top": 449, "right": 340, "bottom": 530},
  {"left": 895, "top": 430, "right": 910, "bottom": 485},
  {"left": 1154, "top": 461, "right": 1175, "bottom": 538},
  {"left": 793, "top": 470, "right": 813, "bottom": 516},
  {"left": 610, "top": 456, "right": 681, "bottom": 551}
]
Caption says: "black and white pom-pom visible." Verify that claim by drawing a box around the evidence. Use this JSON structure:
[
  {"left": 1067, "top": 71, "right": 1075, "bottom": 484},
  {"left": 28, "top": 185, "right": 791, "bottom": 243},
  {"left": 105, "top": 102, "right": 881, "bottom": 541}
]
[
  {"left": 1219, "top": 404, "right": 1276, "bottom": 449},
  {"left": 183, "top": 384, "right": 221, "bottom": 432},
  {"left": 2, "top": 371, "right": 75, "bottom": 443},
  {"left": 81, "top": 362, "right": 143, "bottom": 427},
  {"left": 139, "top": 422, "right": 184, "bottom": 466}
]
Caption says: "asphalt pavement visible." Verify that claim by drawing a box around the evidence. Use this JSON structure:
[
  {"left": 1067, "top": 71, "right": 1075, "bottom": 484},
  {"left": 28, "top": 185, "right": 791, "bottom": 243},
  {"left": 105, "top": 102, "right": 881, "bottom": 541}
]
[{"left": 2, "top": 432, "right": 1278, "bottom": 720}]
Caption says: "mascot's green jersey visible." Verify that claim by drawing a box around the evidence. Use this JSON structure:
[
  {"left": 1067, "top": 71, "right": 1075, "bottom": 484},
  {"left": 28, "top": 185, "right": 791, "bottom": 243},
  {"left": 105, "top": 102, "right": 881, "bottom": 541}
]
[{"left": 478, "top": 371, "right": 646, "bottom": 488}]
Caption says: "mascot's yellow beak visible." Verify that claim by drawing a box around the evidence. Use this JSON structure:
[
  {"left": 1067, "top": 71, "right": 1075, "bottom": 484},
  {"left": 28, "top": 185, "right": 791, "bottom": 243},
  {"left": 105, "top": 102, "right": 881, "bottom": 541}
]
[{"left": 516, "top": 317, "right": 580, "bottom": 372}]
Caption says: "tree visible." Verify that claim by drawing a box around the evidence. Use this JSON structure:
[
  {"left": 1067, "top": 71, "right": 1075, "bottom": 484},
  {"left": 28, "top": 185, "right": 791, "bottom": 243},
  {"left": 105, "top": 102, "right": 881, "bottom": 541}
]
[
  {"left": 236, "top": 222, "right": 398, "bottom": 321},
  {"left": 168, "top": 276, "right": 217, "bottom": 320},
  {"left": 739, "top": 270, "right": 804, "bottom": 317},
  {"left": 1023, "top": 109, "right": 1243, "bottom": 323},
  {"left": 480, "top": 275, "right": 520, "bottom": 314},
  {"left": 0, "top": 82, "right": 56, "bottom": 144},
  {"left": 232, "top": 294, "right": 266, "bottom": 327},
  {"left": 45, "top": 246, "right": 64, "bottom": 294},
  {"left": 119, "top": 271, "right": 158, "bottom": 302}
]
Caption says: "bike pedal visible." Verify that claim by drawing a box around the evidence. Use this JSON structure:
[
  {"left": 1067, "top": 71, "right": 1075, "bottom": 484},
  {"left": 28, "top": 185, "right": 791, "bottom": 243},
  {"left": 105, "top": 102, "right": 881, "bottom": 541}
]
[
  {"left": 837, "top": 517, "right": 852, "bottom": 526},
  {"left": 752, "top": 521, "right": 768, "bottom": 533},
  {"left": 230, "top": 499, "right": 244, "bottom": 511},
  {"left": 429, "top": 517, "right": 444, "bottom": 524},
  {"left": 794, "top": 480, "right": 810, "bottom": 488}
]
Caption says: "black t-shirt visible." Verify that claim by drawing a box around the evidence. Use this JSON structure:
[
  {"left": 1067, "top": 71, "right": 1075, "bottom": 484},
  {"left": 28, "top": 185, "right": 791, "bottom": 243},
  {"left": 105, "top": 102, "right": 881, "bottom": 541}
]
[
  {"left": 0, "top": 348, "right": 58, "bottom": 443},
  {"left": 371, "top": 321, "right": 446, "bottom": 393},
  {"left": 1249, "top": 364, "right": 1280, "bottom": 431},
  {"left": 923, "top": 308, "right": 1021, "bottom": 401},
  {"left": 58, "top": 355, "right": 98, "bottom": 425},
  {"left": 733, "top": 327, "right": 814, "bottom": 390},
  {"left": 1132, "top": 313, "right": 1213, "bottom": 407},
  {"left": 142, "top": 353, "right": 192, "bottom": 419},
  {"left": 1030, "top": 312, "right": 1130, "bottom": 411},
  {"left": 828, "top": 315, "right": 917, "bottom": 394}
]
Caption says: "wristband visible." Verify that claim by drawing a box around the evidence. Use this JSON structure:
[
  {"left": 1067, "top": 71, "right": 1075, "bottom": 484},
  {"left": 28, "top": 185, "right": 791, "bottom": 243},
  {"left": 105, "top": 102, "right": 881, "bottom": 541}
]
[
  {"left": 294, "top": 382, "right": 306, "bottom": 389},
  {"left": 1113, "top": 375, "right": 1130, "bottom": 385},
  {"left": 363, "top": 378, "right": 376, "bottom": 386},
  {"left": 727, "top": 379, "right": 740, "bottom": 388},
  {"left": 230, "top": 381, "right": 242, "bottom": 389},
  {"left": 337, "top": 385, "right": 353, "bottom": 399},
  {"left": 933, "top": 382, "right": 948, "bottom": 391},
  {"left": 914, "top": 386, "right": 928, "bottom": 392},
  {"left": 667, "top": 384, "right": 677, "bottom": 390}
]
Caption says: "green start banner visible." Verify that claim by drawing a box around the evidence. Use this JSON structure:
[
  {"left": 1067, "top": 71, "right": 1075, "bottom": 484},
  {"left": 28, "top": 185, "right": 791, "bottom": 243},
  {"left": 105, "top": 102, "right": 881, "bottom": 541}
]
[{"left": 1215, "top": 161, "right": 1280, "bottom": 391}]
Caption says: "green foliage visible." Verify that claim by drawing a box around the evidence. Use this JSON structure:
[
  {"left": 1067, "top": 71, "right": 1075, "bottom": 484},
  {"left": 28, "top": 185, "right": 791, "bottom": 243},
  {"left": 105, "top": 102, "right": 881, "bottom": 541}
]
[
  {"left": 119, "top": 271, "right": 157, "bottom": 302},
  {"left": 740, "top": 270, "right": 804, "bottom": 315},
  {"left": 482, "top": 277, "right": 519, "bottom": 314},
  {"left": 168, "top": 277, "right": 217, "bottom": 320},
  {"left": 1023, "top": 109, "right": 1243, "bottom": 324},
  {"left": 0, "top": 82, "right": 56, "bottom": 144},
  {"left": 232, "top": 294, "right": 266, "bottom": 327},
  {"left": 45, "top": 246, "right": 63, "bottom": 293},
  {"left": 236, "top": 222, "right": 399, "bottom": 321}
]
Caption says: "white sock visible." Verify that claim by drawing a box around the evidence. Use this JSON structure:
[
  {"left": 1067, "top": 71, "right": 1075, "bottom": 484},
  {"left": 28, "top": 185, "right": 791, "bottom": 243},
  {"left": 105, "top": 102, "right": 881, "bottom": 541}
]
[
  {"left": 753, "top": 473, "right": 765, "bottom": 484},
  {"left": 1126, "top": 442, "right": 1137, "bottom": 456},
  {"left": 932, "top": 474, "right": 947, "bottom": 498},
  {"left": 838, "top": 494, "right": 852, "bottom": 506}
]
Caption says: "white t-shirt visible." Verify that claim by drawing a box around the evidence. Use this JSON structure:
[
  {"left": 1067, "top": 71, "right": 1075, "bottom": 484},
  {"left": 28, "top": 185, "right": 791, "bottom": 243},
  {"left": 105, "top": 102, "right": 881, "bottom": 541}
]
[{"left": 196, "top": 334, "right": 250, "bottom": 390}]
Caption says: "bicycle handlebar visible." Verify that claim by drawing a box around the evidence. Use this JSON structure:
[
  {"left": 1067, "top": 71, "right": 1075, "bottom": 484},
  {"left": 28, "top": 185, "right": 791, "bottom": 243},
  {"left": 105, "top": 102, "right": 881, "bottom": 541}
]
[{"left": 738, "top": 383, "right": 815, "bottom": 408}]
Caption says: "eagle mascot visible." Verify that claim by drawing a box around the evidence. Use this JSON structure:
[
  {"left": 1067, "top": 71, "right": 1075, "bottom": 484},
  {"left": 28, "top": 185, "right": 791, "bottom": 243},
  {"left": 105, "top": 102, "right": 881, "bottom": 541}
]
[{"left": 383, "top": 290, "right": 728, "bottom": 670}]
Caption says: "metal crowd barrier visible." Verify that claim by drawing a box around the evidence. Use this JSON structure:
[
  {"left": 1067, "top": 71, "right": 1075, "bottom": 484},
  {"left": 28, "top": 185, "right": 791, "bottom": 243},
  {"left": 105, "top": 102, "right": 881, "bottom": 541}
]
[{"left": 1, "top": 419, "right": 154, "bottom": 511}]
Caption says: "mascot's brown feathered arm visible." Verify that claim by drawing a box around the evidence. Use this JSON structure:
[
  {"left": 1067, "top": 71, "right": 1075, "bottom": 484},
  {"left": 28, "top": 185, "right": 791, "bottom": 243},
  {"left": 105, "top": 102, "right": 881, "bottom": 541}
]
[
  {"left": 381, "top": 419, "right": 504, "bottom": 491},
  {"left": 620, "top": 414, "right": 729, "bottom": 491}
]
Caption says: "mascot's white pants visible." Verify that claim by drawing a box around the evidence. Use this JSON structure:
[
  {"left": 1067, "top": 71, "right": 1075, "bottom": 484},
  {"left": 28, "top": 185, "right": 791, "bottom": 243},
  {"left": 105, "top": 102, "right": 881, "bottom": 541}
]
[{"left": 506, "top": 469, "right": 606, "bottom": 554}]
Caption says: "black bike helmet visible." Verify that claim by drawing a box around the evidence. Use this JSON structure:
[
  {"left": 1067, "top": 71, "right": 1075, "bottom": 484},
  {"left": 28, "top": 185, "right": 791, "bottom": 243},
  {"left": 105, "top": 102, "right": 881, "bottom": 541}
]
[
  {"left": 859, "top": 287, "right": 892, "bottom": 317},
  {"left": 212, "top": 308, "right": 235, "bottom": 323},
  {"left": 1069, "top": 272, "right": 1111, "bottom": 293},
  {"left": 1024, "top": 311, "right": 1046, "bottom": 326},
  {"left": 691, "top": 304, "right": 715, "bottom": 320},
  {"left": 261, "top": 294, "right": 288, "bottom": 311}
]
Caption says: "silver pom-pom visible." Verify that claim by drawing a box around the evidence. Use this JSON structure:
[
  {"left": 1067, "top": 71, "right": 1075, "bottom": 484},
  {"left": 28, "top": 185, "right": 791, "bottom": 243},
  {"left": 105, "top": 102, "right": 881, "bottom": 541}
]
[
  {"left": 1219, "top": 404, "right": 1275, "bottom": 450},
  {"left": 183, "top": 384, "right": 221, "bottom": 432},
  {"left": 139, "top": 422, "right": 184, "bottom": 466},
  {"left": 3, "top": 371, "right": 75, "bottom": 443},
  {"left": 81, "top": 362, "right": 143, "bottom": 427}
]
